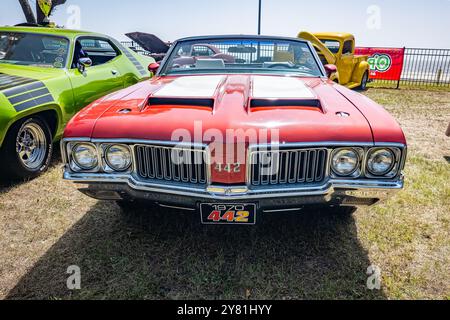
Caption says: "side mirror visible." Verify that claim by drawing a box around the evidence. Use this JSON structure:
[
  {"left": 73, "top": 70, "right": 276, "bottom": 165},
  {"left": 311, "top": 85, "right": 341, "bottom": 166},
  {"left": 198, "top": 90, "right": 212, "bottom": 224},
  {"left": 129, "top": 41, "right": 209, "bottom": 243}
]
[
  {"left": 77, "top": 57, "right": 92, "bottom": 73},
  {"left": 324, "top": 64, "right": 337, "bottom": 78},
  {"left": 148, "top": 62, "right": 160, "bottom": 75}
]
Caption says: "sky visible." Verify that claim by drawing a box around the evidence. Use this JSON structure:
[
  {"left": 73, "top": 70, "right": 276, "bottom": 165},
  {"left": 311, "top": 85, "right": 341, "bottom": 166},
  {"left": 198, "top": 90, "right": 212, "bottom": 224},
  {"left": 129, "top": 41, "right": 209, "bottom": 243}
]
[{"left": 1, "top": 0, "right": 449, "bottom": 48}]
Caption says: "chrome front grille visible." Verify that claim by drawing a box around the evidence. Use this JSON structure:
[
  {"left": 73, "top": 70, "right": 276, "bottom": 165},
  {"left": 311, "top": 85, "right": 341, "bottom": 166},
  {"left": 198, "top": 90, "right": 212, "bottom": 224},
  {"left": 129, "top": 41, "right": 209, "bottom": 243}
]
[
  {"left": 135, "top": 145, "right": 208, "bottom": 184},
  {"left": 249, "top": 148, "right": 328, "bottom": 186}
]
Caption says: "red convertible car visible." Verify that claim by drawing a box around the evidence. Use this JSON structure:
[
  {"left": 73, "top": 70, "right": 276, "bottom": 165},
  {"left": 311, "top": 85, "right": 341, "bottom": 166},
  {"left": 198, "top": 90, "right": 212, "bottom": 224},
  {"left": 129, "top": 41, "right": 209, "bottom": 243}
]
[{"left": 62, "top": 35, "right": 407, "bottom": 225}]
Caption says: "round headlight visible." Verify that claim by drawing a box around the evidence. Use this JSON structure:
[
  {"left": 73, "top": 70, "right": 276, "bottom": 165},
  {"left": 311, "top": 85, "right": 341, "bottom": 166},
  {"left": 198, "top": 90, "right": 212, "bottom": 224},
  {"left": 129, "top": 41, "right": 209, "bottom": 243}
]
[
  {"left": 105, "top": 145, "right": 131, "bottom": 171},
  {"left": 72, "top": 144, "right": 98, "bottom": 170},
  {"left": 332, "top": 149, "right": 359, "bottom": 176},
  {"left": 367, "top": 149, "right": 395, "bottom": 176}
]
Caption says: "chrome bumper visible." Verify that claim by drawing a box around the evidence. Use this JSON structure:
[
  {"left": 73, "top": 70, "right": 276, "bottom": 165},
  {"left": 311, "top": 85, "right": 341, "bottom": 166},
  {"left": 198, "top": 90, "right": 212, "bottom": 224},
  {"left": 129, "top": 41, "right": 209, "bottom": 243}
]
[{"left": 63, "top": 169, "right": 404, "bottom": 211}]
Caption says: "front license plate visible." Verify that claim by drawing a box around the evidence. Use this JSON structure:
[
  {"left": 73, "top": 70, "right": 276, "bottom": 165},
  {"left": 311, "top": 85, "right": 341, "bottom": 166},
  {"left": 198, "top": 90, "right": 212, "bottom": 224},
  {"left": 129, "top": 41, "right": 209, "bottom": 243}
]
[{"left": 200, "top": 204, "right": 257, "bottom": 225}]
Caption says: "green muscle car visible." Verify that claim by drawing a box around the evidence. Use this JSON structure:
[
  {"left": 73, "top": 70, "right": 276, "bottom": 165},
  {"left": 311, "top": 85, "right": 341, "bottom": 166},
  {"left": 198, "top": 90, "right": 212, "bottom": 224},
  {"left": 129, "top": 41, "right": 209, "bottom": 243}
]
[{"left": 0, "top": 26, "right": 155, "bottom": 180}]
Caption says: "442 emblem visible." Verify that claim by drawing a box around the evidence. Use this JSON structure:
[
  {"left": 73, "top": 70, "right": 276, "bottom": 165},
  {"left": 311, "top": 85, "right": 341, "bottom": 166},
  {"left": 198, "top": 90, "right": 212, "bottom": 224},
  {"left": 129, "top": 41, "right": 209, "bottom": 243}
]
[{"left": 368, "top": 54, "right": 392, "bottom": 73}]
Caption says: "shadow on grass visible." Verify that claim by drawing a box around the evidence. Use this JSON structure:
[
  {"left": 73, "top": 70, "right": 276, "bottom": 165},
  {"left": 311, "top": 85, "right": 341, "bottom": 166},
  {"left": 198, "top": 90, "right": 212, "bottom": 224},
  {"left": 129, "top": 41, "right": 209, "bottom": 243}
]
[
  {"left": 0, "top": 142, "right": 62, "bottom": 192},
  {"left": 7, "top": 202, "right": 385, "bottom": 300},
  {"left": 444, "top": 156, "right": 450, "bottom": 164}
]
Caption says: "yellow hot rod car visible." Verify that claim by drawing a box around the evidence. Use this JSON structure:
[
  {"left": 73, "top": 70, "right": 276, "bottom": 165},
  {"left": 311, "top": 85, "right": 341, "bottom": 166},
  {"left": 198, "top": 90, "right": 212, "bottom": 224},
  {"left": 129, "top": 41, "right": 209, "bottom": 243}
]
[{"left": 299, "top": 31, "right": 370, "bottom": 90}]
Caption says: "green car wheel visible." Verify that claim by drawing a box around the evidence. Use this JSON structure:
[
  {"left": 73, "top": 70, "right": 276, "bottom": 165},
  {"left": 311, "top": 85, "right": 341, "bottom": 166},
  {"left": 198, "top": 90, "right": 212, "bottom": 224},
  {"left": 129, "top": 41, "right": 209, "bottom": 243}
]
[{"left": 0, "top": 117, "right": 53, "bottom": 180}]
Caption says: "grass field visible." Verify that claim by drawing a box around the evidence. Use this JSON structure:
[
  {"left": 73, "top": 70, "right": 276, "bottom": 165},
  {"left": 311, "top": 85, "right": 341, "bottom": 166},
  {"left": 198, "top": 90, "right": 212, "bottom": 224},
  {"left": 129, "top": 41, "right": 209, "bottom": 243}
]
[{"left": 0, "top": 88, "right": 449, "bottom": 300}]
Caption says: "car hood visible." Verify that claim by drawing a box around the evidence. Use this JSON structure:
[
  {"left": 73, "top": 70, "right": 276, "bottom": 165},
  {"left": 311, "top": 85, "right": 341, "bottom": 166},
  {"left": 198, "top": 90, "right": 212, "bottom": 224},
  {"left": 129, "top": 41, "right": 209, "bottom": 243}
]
[
  {"left": 125, "top": 32, "right": 170, "bottom": 54},
  {"left": 67, "top": 75, "right": 375, "bottom": 144},
  {"left": 0, "top": 64, "right": 63, "bottom": 97},
  {"left": 0, "top": 64, "right": 64, "bottom": 83}
]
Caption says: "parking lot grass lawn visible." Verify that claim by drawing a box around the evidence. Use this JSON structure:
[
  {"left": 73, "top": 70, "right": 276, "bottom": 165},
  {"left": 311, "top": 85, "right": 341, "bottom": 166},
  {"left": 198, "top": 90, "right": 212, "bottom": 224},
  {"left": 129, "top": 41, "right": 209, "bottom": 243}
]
[{"left": 0, "top": 88, "right": 449, "bottom": 300}]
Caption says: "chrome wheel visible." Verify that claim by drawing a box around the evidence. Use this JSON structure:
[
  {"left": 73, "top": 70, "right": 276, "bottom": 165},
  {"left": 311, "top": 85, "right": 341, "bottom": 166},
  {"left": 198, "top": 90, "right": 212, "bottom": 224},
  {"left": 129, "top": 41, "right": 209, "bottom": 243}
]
[{"left": 16, "top": 123, "right": 47, "bottom": 170}]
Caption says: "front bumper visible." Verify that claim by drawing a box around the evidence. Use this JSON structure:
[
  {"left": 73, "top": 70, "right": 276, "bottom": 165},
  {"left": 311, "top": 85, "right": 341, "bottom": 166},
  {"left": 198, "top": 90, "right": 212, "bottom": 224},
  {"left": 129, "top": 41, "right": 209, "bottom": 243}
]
[{"left": 63, "top": 170, "right": 404, "bottom": 212}]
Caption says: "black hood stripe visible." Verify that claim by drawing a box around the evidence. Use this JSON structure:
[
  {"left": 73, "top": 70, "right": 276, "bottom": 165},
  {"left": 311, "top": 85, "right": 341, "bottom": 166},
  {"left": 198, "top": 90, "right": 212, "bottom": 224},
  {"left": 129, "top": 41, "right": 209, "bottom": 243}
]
[
  {"left": 3, "top": 81, "right": 46, "bottom": 97},
  {"left": 9, "top": 87, "right": 51, "bottom": 105},
  {"left": 116, "top": 44, "right": 148, "bottom": 76},
  {"left": 0, "top": 78, "right": 37, "bottom": 91},
  {"left": 14, "top": 94, "right": 54, "bottom": 112},
  {"left": 0, "top": 73, "right": 26, "bottom": 82},
  {"left": 0, "top": 75, "right": 22, "bottom": 84},
  {"left": 0, "top": 73, "right": 55, "bottom": 111},
  {"left": 127, "top": 54, "right": 147, "bottom": 76},
  {"left": 0, "top": 73, "right": 39, "bottom": 90}
]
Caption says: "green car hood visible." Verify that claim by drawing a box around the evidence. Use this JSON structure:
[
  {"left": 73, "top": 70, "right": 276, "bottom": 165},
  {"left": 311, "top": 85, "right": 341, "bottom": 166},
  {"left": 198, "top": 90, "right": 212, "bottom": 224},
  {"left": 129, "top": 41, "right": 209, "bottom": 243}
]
[{"left": 0, "top": 64, "right": 64, "bottom": 83}]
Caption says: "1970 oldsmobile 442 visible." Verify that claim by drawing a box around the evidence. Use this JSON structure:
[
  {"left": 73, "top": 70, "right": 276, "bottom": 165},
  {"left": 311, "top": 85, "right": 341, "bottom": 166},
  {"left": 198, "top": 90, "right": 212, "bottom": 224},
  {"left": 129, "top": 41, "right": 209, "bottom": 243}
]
[
  {"left": 299, "top": 31, "right": 370, "bottom": 90},
  {"left": 0, "top": 26, "right": 154, "bottom": 179},
  {"left": 62, "top": 35, "right": 406, "bottom": 225}
]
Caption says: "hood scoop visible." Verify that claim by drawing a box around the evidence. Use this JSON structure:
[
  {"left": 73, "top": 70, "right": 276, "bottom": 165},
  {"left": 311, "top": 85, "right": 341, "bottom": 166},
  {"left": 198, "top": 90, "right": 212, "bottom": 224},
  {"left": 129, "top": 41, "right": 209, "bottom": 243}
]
[
  {"left": 147, "top": 75, "right": 224, "bottom": 109},
  {"left": 250, "top": 98, "right": 322, "bottom": 108},
  {"left": 249, "top": 76, "right": 323, "bottom": 110},
  {"left": 148, "top": 97, "right": 214, "bottom": 108}
]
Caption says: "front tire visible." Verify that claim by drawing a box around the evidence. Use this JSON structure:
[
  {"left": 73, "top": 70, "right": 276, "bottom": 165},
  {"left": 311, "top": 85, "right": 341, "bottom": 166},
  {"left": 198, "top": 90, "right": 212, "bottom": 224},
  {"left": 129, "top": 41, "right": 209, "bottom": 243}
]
[
  {"left": 0, "top": 117, "right": 53, "bottom": 180},
  {"left": 357, "top": 71, "right": 369, "bottom": 91}
]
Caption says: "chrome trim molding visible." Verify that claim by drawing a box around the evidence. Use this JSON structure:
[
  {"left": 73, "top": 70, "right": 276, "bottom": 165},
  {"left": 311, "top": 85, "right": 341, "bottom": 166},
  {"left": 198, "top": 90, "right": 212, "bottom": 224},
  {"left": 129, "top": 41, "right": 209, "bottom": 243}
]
[
  {"left": 157, "top": 203, "right": 197, "bottom": 211},
  {"left": 62, "top": 138, "right": 406, "bottom": 204},
  {"left": 263, "top": 208, "right": 302, "bottom": 213},
  {"left": 64, "top": 169, "right": 404, "bottom": 201}
]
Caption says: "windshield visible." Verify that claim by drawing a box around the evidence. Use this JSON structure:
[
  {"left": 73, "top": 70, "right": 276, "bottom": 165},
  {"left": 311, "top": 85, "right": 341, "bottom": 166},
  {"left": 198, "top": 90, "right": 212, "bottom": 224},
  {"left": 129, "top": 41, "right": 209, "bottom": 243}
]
[
  {"left": 161, "top": 38, "right": 323, "bottom": 77},
  {"left": 319, "top": 39, "right": 341, "bottom": 54},
  {"left": 0, "top": 32, "right": 69, "bottom": 68}
]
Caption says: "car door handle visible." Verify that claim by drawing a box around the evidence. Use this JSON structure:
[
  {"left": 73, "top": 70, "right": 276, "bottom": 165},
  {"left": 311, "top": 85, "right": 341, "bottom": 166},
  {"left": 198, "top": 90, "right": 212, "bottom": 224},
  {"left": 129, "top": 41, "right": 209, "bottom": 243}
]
[{"left": 111, "top": 70, "right": 118, "bottom": 75}]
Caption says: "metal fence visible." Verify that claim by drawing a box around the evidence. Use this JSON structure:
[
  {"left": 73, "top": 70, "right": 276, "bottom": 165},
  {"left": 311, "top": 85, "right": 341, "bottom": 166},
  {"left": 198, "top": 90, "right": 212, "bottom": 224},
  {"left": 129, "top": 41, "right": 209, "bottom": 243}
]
[
  {"left": 371, "top": 48, "right": 450, "bottom": 88},
  {"left": 121, "top": 41, "right": 450, "bottom": 88},
  {"left": 213, "top": 42, "right": 290, "bottom": 63}
]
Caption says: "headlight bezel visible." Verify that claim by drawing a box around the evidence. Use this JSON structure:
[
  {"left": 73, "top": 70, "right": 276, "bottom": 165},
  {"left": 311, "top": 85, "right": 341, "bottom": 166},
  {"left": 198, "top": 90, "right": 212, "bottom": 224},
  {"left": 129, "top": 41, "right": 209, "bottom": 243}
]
[
  {"left": 103, "top": 144, "right": 132, "bottom": 172},
  {"left": 330, "top": 147, "right": 364, "bottom": 178},
  {"left": 365, "top": 147, "right": 402, "bottom": 178},
  {"left": 70, "top": 142, "right": 100, "bottom": 172},
  {"left": 65, "top": 141, "right": 134, "bottom": 173},
  {"left": 330, "top": 146, "right": 404, "bottom": 180}
]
